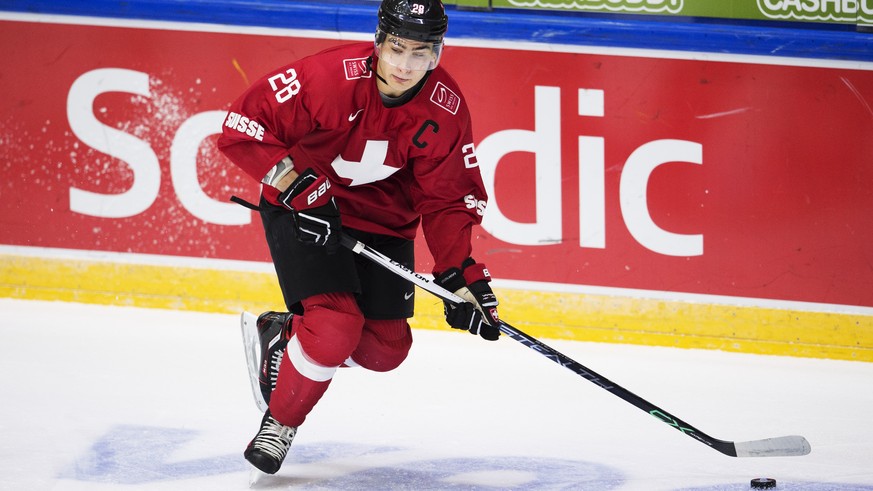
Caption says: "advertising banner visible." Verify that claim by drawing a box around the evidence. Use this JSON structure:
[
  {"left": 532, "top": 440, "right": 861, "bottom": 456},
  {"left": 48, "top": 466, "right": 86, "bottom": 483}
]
[
  {"left": 1, "top": 18, "right": 872, "bottom": 310},
  {"left": 491, "top": 0, "right": 873, "bottom": 25}
]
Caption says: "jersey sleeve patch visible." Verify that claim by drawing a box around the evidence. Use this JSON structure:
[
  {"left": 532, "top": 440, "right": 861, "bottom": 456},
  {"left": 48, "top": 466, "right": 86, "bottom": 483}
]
[
  {"left": 343, "top": 57, "right": 373, "bottom": 80},
  {"left": 430, "top": 82, "right": 460, "bottom": 115}
]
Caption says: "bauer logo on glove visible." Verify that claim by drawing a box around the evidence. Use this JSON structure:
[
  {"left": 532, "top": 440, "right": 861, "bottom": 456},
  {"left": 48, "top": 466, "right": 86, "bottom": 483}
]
[
  {"left": 278, "top": 169, "right": 343, "bottom": 254},
  {"left": 296, "top": 178, "right": 332, "bottom": 208}
]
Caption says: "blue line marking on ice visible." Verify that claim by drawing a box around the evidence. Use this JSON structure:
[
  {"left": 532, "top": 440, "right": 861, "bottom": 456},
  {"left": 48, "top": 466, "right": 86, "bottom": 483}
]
[
  {"left": 308, "top": 456, "right": 624, "bottom": 490},
  {"left": 60, "top": 426, "right": 622, "bottom": 487},
  {"left": 59, "top": 425, "right": 248, "bottom": 484}
]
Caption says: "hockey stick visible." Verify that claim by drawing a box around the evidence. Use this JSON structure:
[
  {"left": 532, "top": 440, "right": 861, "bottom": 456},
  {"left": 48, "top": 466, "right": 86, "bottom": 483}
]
[{"left": 338, "top": 233, "right": 811, "bottom": 458}]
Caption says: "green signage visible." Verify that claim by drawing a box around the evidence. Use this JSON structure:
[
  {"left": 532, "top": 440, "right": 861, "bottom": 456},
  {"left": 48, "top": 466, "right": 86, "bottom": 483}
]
[
  {"left": 446, "top": 0, "right": 491, "bottom": 8},
  {"left": 487, "top": 0, "right": 871, "bottom": 25}
]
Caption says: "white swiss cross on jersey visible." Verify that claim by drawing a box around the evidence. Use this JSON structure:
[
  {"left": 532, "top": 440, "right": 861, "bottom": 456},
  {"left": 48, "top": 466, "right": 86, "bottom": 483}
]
[{"left": 331, "top": 140, "right": 399, "bottom": 186}]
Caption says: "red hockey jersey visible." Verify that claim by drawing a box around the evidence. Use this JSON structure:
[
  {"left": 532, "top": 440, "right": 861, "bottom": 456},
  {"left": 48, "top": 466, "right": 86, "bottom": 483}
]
[{"left": 217, "top": 42, "right": 487, "bottom": 273}]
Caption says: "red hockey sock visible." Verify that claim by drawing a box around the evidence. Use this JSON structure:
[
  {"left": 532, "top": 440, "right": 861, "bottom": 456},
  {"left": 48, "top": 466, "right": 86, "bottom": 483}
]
[{"left": 269, "top": 335, "right": 333, "bottom": 427}]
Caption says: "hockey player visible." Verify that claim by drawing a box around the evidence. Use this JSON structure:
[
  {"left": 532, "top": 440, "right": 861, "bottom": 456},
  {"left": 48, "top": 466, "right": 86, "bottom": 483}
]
[{"left": 217, "top": 0, "right": 501, "bottom": 475}]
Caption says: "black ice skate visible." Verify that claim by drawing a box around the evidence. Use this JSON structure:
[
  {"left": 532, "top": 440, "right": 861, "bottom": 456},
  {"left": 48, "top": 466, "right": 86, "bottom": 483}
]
[
  {"left": 244, "top": 410, "right": 297, "bottom": 474},
  {"left": 256, "top": 311, "right": 292, "bottom": 405},
  {"left": 240, "top": 311, "right": 292, "bottom": 411}
]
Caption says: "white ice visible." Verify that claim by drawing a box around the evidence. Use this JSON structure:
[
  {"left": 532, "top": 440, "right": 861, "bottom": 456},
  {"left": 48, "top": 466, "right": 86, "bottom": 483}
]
[{"left": 1, "top": 298, "right": 871, "bottom": 490}]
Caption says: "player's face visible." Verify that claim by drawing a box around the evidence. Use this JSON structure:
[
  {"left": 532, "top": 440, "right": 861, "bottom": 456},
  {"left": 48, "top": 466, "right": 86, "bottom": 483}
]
[{"left": 376, "top": 36, "right": 437, "bottom": 96}]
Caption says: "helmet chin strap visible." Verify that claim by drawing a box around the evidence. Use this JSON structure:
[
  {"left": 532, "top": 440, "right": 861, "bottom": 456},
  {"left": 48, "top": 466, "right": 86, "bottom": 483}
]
[{"left": 366, "top": 55, "right": 390, "bottom": 85}]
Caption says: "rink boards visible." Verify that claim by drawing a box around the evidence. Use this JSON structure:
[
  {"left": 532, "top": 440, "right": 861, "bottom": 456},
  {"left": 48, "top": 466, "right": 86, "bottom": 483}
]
[
  {"left": 2, "top": 246, "right": 870, "bottom": 362},
  {"left": 1, "top": 12, "right": 871, "bottom": 362}
]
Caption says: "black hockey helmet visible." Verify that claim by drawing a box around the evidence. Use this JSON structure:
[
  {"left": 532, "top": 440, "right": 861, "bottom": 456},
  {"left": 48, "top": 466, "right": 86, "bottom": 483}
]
[
  {"left": 375, "top": 0, "right": 447, "bottom": 70},
  {"left": 376, "top": 0, "right": 448, "bottom": 44}
]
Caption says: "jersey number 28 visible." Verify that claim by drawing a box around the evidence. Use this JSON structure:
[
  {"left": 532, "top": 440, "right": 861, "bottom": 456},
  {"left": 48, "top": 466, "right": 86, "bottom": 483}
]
[{"left": 269, "top": 68, "right": 301, "bottom": 104}]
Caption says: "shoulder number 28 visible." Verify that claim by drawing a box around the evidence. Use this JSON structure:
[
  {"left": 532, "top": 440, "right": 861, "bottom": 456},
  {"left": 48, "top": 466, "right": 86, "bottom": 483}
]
[{"left": 268, "top": 68, "right": 301, "bottom": 104}]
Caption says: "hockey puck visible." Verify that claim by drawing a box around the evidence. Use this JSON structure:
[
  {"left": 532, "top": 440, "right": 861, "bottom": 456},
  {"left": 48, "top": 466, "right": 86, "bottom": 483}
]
[{"left": 751, "top": 478, "right": 776, "bottom": 489}]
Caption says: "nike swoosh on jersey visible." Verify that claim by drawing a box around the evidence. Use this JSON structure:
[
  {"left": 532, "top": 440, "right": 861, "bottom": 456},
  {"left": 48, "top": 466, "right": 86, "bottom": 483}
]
[
  {"left": 404, "top": 291, "right": 414, "bottom": 300},
  {"left": 348, "top": 109, "right": 364, "bottom": 121}
]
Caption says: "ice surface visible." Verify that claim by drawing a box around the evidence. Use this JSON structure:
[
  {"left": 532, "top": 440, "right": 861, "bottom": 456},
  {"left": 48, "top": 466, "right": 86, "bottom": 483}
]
[{"left": 1, "top": 298, "right": 871, "bottom": 490}]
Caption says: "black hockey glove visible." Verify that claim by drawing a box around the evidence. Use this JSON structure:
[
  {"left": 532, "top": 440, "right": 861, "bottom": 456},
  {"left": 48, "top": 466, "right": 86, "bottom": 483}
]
[
  {"left": 277, "top": 168, "right": 342, "bottom": 254},
  {"left": 434, "top": 257, "right": 500, "bottom": 341}
]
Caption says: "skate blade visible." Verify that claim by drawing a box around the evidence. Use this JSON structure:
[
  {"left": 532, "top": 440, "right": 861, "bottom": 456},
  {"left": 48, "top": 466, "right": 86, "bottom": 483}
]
[
  {"left": 248, "top": 466, "right": 266, "bottom": 487},
  {"left": 240, "top": 311, "right": 269, "bottom": 412}
]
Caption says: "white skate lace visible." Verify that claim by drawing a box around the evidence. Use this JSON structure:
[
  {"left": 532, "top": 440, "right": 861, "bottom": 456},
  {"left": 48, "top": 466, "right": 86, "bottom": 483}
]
[
  {"left": 254, "top": 416, "right": 296, "bottom": 461},
  {"left": 269, "top": 347, "right": 283, "bottom": 390}
]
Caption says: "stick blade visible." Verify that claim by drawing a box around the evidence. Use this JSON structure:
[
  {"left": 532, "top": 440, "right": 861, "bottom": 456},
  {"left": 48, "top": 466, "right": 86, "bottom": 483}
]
[{"left": 734, "top": 435, "right": 811, "bottom": 457}]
